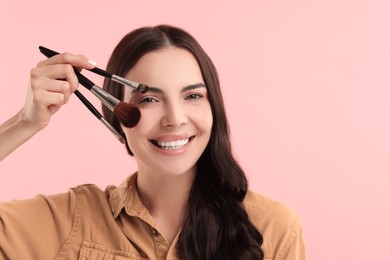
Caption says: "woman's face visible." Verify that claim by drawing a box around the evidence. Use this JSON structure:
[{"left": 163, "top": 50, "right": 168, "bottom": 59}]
[{"left": 122, "top": 47, "right": 213, "bottom": 176}]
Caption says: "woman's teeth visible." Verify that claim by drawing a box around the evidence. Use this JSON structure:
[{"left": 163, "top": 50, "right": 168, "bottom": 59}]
[{"left": 156, "top": 138, "right": 190, "bottom": 150}]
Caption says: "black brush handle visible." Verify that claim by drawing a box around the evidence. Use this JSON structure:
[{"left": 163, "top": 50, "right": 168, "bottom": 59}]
[
  {"left": 89, "top": 66, "right": 112, "bottom": 78},
  {"left": 73, "top": 70, "right": 95, "bottom": 90},
  {"left": 38, "top": 46, "right": 59, "bottom": 57},
  {"left": 39, "top": 46, "right": 112, "bottom": 78},
  {"left": 74, "top": 90, "right": 102, "bottom": 120}
]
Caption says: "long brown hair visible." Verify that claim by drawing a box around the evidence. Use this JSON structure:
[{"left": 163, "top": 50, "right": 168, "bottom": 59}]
[{"left": 102, "top": 25, "right": 264, "bottom": 259}]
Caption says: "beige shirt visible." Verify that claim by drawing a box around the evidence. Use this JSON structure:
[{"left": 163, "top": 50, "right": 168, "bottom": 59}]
[{"left": 0, "top": 174, "right": 305, "bottom": 259}]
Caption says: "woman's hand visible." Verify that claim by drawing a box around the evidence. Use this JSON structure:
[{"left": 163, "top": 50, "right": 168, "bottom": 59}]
[
  {"left": 0, "top": 53, "right": 96, "bottom": 160},
  {"left": 22, "top": 53, "right": 97, "bottom": 130}
]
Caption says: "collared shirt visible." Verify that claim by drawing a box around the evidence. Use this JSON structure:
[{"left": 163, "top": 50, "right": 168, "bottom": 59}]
[{"left": 0, "top": 174, "right": 306, "bottom": 259}]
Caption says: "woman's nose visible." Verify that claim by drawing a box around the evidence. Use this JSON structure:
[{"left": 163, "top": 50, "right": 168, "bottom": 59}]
[{"left": 161, "top": 101, "right": 188, "bottom": 127}]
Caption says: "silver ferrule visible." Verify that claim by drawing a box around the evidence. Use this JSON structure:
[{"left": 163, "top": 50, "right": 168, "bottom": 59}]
[
  {"left": 100, "top": 117, "right": 125, "bottom": 144},
  {"left": 90, "top": 86, "right": 120, "bottom": 111},
  {"left": 112, "top": 74, "right": 139, "bottom": 90}
]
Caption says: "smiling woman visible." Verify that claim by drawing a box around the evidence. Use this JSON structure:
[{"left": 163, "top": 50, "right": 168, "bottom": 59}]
[{"left": 0, "top": 25, "right": 306, "bottom": 259}]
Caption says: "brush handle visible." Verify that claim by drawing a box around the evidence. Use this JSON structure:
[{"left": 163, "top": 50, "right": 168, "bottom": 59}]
[
  {"left": 74, "top": 89, "right": 124, "bottom": 143},
  {"left": 74, "top": 70, "right": 95, "bottom": 90},
  {"left": 89, "top": 66, "right": 112, "bottom": 78},
  {"left": 39, "top": 46, "right": 112, "bottom": 78},
  {"left": 38, "top": 46, "right": 59, "bottom": 58},
  {"left": 73, "top": 90, "right": 101, "bottom": 119}
]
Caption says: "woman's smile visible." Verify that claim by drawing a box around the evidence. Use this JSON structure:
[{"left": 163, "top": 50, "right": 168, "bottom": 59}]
[
  {"left": 149, "top": 135, "right": 195, "bottom": 151},
  {"left": 149, "top": 135, "right": 195, "bottom": 155}
]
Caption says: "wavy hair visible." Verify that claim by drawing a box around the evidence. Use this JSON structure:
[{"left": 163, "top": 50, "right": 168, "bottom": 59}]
[{"left": 102, "top": 25, "right": 264, "bottom": 259}]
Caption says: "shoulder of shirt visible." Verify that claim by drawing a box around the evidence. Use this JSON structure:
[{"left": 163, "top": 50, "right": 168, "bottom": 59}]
[
  {"left": 69, "top": 183, "right": 111, "bottom": 200},
  {"left": 244, "top": 189, "right": 303, "bottom": 258},
  {"left": 244, "top": 189, "right": 299, "bottom": 225}
]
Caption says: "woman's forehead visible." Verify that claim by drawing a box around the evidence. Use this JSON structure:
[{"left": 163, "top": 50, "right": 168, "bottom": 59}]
[{"left": 124, "top": 47, "right": 203, "bottom": 87}]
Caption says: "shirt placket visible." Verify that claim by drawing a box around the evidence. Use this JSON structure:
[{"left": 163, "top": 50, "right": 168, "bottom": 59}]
[{"left": 150, "top": 227, "right": 169, "bottom": 259}]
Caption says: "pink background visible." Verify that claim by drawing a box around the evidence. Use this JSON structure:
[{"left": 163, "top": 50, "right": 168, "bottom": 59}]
[{"left": 1, "top": 1, "right": 389, "bottom": 259}]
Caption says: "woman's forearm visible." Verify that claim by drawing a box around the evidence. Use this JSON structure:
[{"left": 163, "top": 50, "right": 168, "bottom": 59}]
[{"left": 0, "top": 110, "right": 40, "bottom": 161}]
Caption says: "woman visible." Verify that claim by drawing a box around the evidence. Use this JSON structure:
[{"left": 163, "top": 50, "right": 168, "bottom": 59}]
[{"left": 0, "top": 25, "right": 305, "bottom": 259}]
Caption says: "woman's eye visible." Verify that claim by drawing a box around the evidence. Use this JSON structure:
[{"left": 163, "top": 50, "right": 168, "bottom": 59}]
[
  {"left": 185, "top": 93, "right": 204, "bottom": 100},
  {"left": 138, "top": 97, "right": 159, "bottom": 104}
]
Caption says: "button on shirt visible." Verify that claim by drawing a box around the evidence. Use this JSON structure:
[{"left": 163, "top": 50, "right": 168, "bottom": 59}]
[{"left": 0, "top": 173, "right": 306, "bottom": 259}]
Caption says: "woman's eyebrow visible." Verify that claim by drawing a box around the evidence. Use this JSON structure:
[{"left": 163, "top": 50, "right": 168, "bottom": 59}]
[
  {"left": 140, "top": 83, "right": 206, "bottom": 94},
  {"left": 142, "top": 86, "right": 163, "bottom": 94},
  {"left": 182, "top": 83, "right": 206, "bottom": 92}
]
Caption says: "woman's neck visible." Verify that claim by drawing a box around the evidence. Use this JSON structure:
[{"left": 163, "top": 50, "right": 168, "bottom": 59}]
[{"left": 136, "top": 168, "right": 195, "bottom": 245}]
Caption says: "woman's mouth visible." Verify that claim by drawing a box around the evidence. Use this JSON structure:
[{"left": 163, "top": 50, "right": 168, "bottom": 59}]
[{"left": 150, "top": 136, "right": 194, "bottom": 150}]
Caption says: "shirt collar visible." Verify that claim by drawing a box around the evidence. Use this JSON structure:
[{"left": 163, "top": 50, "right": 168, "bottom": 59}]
[{"left": 106, "top": 173, "right": 157, "bottom": 227}]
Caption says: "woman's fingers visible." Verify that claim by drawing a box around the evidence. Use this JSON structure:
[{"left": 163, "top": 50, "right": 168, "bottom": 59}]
[
  {"left": 31, "top": 64, "right": 78, "bottom": 94},
  {"left": 34, "top": 88, "right": 66, "bottom": 107},
  {"left": 37, "top": 52, "right": 96, "bottom": 70},
  {"left": 31, "top": 78, "right": 72, "bottom": 105},
  {"left": 35, "top": 52, "right": 97, "bottom": 93},
  {"left": 31, "top": 51, "right": 97, "bottom": 104}
]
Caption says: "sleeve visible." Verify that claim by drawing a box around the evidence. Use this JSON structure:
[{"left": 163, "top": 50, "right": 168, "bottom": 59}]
[
  {"left": 276, "top": 216, "right": 306, "bottom": 260},
  {"left": 243, "top": 191, "right": 307, "bottom": 260},
  {"left": 0, "top": 190, "right": 76, "bottom": 259}
]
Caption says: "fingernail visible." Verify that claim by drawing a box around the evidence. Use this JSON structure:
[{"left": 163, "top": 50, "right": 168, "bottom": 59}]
[{"left": 87, "top": 59, "right": 97, "bottom": 66}]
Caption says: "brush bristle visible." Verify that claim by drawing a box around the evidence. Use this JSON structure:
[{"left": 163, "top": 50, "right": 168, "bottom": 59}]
[
  {"left": 114, "top": 102, "right": 141, "bottom": 128},
  {"left": 136, "top": 84, "right": 149, "bottom": 93}
]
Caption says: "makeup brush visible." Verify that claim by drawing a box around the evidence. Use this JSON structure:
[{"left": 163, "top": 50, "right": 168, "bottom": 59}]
[
  {"left": 74, "top": 90, "right": 125, "bottom": 143},
  {"left": 39, "top": 48, "right": 141, "bottom": 128},
  {"left": 39, "top": 46, "right": 148, "bottom": 93},
  {"left": 73, "top": 70, "right": 141, "bottom": 128}
]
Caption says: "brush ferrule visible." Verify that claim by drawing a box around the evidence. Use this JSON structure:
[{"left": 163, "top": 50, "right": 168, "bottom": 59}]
[
  {"left": 111, "top": 75, "right": 139, "bottom": 90},
  {"left": 91, "top": 86, "right": 120, "bottom": 111},
  {"left": 100, "top": 117, "right": 125, "bottom": 143}
]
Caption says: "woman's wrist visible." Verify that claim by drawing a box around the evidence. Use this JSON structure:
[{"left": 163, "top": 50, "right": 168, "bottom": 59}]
[{"left": 0, "top": 110, "right": 43, "bottom": 161}]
